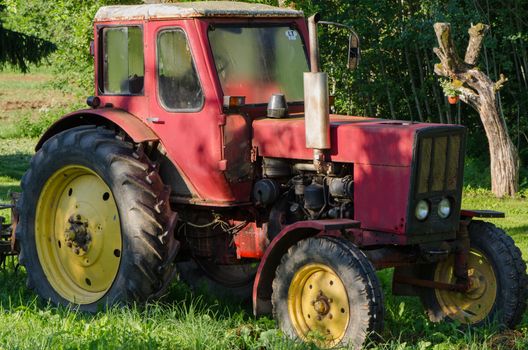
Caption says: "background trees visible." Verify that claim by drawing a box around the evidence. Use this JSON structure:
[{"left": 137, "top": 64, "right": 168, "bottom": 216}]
[{"left": 2, "top": 0, "right": 528, "bottom": 193}]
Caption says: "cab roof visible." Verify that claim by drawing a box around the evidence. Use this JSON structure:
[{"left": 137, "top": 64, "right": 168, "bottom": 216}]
[{"left": 94, "top": 1, "right": 304, "bottom": 22}]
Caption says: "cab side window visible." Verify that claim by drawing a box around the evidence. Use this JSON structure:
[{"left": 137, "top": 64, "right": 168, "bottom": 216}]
[
  {"left": 157, "top": 29, "right": 203, "bottom": 111},
  {"left": 101, "top": 26, "right": 144, "bottom": 95}
]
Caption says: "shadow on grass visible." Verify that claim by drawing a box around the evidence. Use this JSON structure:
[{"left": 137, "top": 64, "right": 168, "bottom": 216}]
[
  {"left": 506, "top": 225, "right": 528, "bottom": 239},
  {"left": 0, "top": 259, "right": 253, "bottom": 323},
  {"left": 0, "top": 152, "right": 32, "bottom": 181}
]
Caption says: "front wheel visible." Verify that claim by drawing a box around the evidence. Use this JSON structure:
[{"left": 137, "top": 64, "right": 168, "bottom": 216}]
[
  {"left": 272, "top": 237, "right": 384, "bottom": 349},
  {"left": 420, "top": 221, "right": 528, "bottom": 327}
]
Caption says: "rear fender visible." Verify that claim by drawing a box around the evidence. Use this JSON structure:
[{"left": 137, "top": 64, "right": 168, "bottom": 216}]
[
  {"left": 36, "top": 108, "right": 158, "bottom": 150},
  {"left": 252, "top": 219, "right": 360, "bottom": 316}
]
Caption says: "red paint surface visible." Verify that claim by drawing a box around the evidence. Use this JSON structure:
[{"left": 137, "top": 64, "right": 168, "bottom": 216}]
[
  {"left": 354, "top": 164, "right": 411, "bottom": 234},
  {"left": 233, "top": 222, "right": 269, "bottom": 259},
  {"left": 37, "top": 108, "right": 158, "bottom": 150},
  {"left": 253, "top": 116, "right": 433, "bottom": 166}
]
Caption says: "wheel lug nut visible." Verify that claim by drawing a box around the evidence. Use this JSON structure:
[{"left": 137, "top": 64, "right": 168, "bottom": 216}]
[
  {"left": 328, "top": 313, "right": 333, "bottom": 319},
  {"left": 74, "top": 248, "right": 80, "bottom": 255},
  {"left": 317, "top": 315, "right": 322, "bottom": 321},
  {"left": 328, "top": 298, "right": 333, "bottom": 303},
  {"left": 67, "top": 242, "right": 72, "bottom": 248}
]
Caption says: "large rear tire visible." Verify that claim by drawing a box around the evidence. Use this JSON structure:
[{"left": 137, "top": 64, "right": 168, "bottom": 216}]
[
  {"left": 420, "top": 221, "right": 527, "bottom": 327},
  {"left": 17, "top": 126, "right": 177, "bottom": 311},
  {"left": 272, "top": 236, "right": 384, "bottom": 349}
]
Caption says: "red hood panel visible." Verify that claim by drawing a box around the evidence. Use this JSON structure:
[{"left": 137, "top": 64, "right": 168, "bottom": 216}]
[{"left": 253, "top": 115, "right": 442, "bottom": 167}]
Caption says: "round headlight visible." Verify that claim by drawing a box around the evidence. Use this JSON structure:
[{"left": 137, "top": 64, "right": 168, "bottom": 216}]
[
  {"left": 438, "top": 197, "right": 451, "bottom": 219},
  {"left": 415, "top": 200, "right": 430, "bottom": 221}
]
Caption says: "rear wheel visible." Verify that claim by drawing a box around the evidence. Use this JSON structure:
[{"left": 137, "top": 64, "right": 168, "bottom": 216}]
[
  {"left": 272, "top": 237, "right": 384, "bottom": 349},
  {"left": 17, "top": 126, "right": 177, "bottom": 311},
  {"left": 420, "top": 221, "right": 527, "bottom": 327}
]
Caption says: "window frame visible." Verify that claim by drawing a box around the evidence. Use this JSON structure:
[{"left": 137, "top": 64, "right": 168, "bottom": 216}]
[
  {"left": 156, "top": 27, "right": 205, "bottom": 113},
  {"left": 97, "top": 25, "right": 145, "bottom": 96},
  {"left": 206, "top": 22, "right": 309, "bottom": 107}
]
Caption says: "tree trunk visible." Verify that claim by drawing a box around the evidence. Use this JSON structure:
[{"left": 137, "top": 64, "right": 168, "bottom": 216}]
[{"left": 433, "top": 22, "right": 519, "bottom": 197}]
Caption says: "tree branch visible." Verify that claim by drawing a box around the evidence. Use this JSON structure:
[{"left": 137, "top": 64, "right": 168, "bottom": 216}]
[
  {"left": 464, "top": 23, "right": 489, "bottom": 65},
  {"left": 494, "top": 73, "right": 508, "bottom": 91},
  {"left": 433, "top": 23, "right": 466, "bottom": 74},
  {"left": 458, "top": 86, "right": 480, "bottom": 108}
]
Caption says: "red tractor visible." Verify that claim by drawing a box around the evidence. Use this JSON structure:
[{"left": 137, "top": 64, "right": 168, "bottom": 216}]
[{"left": 15, "top": 2, "right": 527, "bottom": 348}]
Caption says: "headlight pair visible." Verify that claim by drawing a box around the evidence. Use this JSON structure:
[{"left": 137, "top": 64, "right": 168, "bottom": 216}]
[{"left": 414, "top": 197, "right": 452, "bottom": 221}]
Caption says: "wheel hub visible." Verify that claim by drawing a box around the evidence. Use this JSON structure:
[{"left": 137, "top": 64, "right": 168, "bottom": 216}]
[
  {"left": 312, "top": 291, "right": 332, "bottom": 317},
  {"left": 64, "top": 214, "right": 92, "bottom": 256}
]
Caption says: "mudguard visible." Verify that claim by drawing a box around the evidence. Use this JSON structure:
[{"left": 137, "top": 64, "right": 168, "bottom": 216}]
[
  {"left": 252, "top": 219, "right": 360, "bottom": 316},
  {"left": 460, "top": 209, "right": 505, "bottom": 219},
  {"left": 36, "top": 108, "right": 158, "bottom": 150}
]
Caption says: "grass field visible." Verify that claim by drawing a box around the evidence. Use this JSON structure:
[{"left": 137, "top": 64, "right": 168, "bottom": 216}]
[{"left": 0, "top": 69, "right": 527, "bottom": 349}]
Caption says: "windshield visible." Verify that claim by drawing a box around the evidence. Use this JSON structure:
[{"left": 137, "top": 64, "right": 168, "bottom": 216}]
[{"left": 208, "top": 25, "right": 309, "bottom": 105}]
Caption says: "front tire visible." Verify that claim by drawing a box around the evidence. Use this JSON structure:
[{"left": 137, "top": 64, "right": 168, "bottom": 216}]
[
  {"left": 272, "top": 237, "right": 384, "bottom": 349},
  {"left": 17, "top": 126, "right": 177, "bottom": 311},
  {"left": 420, "top": 221, "right": 528, "bottom": 327}
]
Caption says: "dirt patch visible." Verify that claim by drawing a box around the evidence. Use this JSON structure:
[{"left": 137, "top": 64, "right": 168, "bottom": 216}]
[
  {"left": 1, "top": 100, "right": 47, "bottom": 111},
  {"left": 488, "top": 330, "right": 524, "bottom": 349},
  {"left": 0, "top": 73, "right": 51, "bottom": 82}
]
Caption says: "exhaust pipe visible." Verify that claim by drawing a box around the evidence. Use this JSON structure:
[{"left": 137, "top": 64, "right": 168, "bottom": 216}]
[{"left": 304, "top": 14, "right": 330, "bottom": 173}]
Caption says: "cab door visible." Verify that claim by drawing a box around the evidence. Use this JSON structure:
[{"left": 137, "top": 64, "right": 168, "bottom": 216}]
[{"left": 146, "top": 20, "right": 242, "bottom": 204}]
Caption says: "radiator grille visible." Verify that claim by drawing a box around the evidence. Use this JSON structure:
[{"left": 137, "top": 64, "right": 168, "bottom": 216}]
[{"left": 416, "top": 134, "right": 461, "bottom": 194}]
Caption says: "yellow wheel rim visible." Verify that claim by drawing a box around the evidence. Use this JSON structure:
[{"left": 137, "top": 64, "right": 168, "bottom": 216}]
[
  {"left": 35, "top": 165, "right": 122, "bottom": 304},
  {"left": 434, "top": 248, "right": 497, "bottom": 324},
  {"left": 288, "top": 263, "right": 350, "bottom": 347}
]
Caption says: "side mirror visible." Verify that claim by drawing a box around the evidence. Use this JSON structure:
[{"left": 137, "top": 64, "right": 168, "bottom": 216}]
[
  {"left": 318, "top": 21, "right": 360, "bottom": 70},
  {"left": 348, "top": 31, "right": 360, "bottom": 70}
]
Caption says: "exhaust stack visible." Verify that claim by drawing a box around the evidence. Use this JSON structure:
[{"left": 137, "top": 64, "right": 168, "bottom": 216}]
[{"left": 304, "top": 14, "right": 330, "bottom": 173}]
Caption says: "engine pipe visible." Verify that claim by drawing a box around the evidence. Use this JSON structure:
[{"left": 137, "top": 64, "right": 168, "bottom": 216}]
[{"left": 304, "top": 14, "right": 331, "bottom": 173}]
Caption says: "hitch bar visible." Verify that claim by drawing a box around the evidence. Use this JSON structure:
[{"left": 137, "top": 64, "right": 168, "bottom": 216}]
[{"left": 393, "top": 274, "right": 469, "bottom": 292}]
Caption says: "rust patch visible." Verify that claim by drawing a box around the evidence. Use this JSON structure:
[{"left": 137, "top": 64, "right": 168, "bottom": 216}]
[{"left": 95, "top": 2, "right": 303, "bottom": 22}]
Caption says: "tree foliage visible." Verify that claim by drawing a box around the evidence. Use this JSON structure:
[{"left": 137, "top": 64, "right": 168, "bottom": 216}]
[
  {"left": 2, "top": 0, "right": 138, "bottom": 92},
  {"left": 287, "top": 0, "right": 528, "bottom": 185},
  {"left": 0, "top": 2, "right": 55, "bottom": 72},
  {"left": 3, "top": 0, "right": 528, "bottom": 184}
]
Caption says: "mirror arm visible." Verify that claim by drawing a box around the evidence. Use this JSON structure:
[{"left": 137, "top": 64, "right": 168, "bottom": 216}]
[{"left": 318, "top": 21, "right": 360, "bottom": 70}]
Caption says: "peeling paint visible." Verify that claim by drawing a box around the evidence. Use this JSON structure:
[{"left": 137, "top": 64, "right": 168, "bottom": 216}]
[{"left": 95, "top": 1, "right": 304, "bottom": 22}]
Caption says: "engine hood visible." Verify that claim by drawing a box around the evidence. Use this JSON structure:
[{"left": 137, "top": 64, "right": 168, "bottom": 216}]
[{"left": 252, "top": 114, "right": 453, "bottom": 167}]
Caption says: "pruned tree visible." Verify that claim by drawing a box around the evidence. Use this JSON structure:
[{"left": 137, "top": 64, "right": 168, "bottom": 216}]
[{"left": 433, "top": 22, "right": 518, "bottom": 197}]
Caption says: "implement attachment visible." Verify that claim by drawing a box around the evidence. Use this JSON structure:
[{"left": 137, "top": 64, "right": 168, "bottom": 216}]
[{"left": 0, "top": 193, "right": 19, "bottom": 264}]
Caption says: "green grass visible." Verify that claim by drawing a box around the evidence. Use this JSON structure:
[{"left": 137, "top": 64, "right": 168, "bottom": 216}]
[
  {"left": 1, "top": 69, "right": 528, "bottom": 349},
  {"left": 0, "top": 67, "right": 82, "bottom": 139}
]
